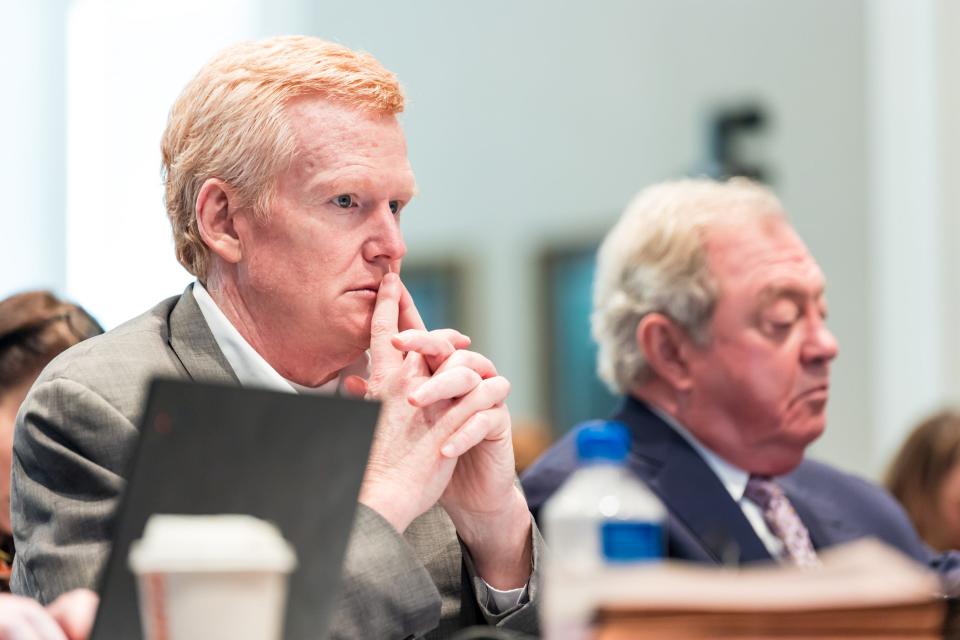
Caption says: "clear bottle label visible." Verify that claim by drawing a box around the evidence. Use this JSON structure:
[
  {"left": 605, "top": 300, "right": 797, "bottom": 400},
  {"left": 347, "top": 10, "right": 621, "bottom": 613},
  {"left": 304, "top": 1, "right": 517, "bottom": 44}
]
[{"left": 601, "top": 521, "right": 663, "bottom": 562}]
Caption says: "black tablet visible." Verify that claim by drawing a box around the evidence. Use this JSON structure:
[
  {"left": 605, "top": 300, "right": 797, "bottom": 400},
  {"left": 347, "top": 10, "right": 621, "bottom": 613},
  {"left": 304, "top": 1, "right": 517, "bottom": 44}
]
[{"left": 90, "top": 378, "right": 379, "bottom": 640}]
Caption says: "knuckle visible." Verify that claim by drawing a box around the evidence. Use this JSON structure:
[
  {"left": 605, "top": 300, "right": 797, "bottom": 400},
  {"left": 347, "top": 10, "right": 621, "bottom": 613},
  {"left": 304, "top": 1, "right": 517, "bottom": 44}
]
[
  {"left": 439, "top": 351, "right": 464, "bottom": 369},
  {"left": 482, "top": 376, "right": 508, "bottom": 395},
  {"left": 454, "top": 350, "right": 481, "bottom": 371},
  {"left": 469, "top": 412, "right": 488, "bottom": 432},
  {"left": 430, "top": 342, "right": 454, "bottom": 358},
  {"left": 370, "top": 322, "right": 393, "bottom": 339},
  {"left": 462, "top": 368, "right": 483, "bottom": 388}
]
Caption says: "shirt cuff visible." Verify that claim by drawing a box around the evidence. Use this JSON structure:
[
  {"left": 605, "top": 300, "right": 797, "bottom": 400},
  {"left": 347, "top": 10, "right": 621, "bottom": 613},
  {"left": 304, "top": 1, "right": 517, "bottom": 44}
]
[{"left": 481, "top": 579, "right": 529, "bottom": 614}]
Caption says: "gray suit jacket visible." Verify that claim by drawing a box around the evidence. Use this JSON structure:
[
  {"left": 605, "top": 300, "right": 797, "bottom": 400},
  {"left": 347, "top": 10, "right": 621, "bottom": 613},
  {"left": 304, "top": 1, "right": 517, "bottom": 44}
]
[{"left": 11, "top": 287, "right": 540, "bottom": 638}]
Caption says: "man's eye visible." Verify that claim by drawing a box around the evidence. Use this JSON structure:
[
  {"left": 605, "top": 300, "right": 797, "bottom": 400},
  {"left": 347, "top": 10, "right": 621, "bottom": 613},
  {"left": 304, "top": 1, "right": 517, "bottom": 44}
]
[
  {"left": 389, "top": 200, "right": 401, "bottom": 215},
  {"left": 333, "top": 194, "right": 356, "bottom": 208},
  {"left": 761, "top": 300, "right": 801, "bottom": 334},
  {"left": 767, "top": 319, "right": 795, "bottom": 330}
]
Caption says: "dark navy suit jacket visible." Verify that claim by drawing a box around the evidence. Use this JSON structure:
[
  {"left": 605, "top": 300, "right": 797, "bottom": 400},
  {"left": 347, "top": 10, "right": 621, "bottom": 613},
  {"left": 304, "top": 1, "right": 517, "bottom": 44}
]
[{"left": 521, "top": 396, "right": 960, "bottom": 588}]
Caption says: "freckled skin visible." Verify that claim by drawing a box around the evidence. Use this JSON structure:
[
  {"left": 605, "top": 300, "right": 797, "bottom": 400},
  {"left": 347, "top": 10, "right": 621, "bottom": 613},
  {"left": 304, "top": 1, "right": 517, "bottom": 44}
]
[
  {"left": 223, "top": 97, "right": 417, "bottom": 385},
  {"left": 677, "top": 218, "right": 840, "bottom": 476}
]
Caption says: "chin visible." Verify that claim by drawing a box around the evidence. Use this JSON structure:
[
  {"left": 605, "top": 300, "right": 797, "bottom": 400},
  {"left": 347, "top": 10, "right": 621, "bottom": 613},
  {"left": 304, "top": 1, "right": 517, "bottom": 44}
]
[
  {"left": 337, "top": 316, "right": 374, "bottom": 351},
  {"left": 798, "top": 417, "right": 826, "bottom": 446},
  {"left": 783, "top": 405, "right": 827, "bottom": 443},
  {"left": 758, "top": 424, "right": 823, "bottom": 476},
  {"left": 346, "top": 329, "right": 371, "bottom": 352},
  {"left": 763, "top": 452, "right": 806, "bottom": 477}
]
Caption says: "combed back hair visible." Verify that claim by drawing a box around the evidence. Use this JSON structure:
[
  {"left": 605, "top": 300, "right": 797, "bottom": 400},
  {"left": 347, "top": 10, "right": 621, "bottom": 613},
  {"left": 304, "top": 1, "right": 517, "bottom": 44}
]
[
  {"left": 593, "top": 177, "right": 786, "bottom": 394},
  {"left": 161, "top": 35, "right": 406, "bottom": 279},
  {"left": 0, "top": 291, "right": 103, "bottom": 390},
  {"left": 885, "top": 410, "right": 960, "bottom": 551}
]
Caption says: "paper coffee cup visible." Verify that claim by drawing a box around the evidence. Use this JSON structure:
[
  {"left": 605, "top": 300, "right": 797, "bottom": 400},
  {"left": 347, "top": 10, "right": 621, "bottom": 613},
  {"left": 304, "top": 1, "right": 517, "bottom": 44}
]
[{"left": 128, "top": 514, "right": 298, "bottom": 640}]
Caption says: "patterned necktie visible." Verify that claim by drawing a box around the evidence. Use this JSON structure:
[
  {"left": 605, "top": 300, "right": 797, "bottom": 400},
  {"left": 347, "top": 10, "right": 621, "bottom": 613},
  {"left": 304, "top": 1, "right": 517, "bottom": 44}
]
[{"left": 743, "top": 475, "right": 820, "bottom": 568}]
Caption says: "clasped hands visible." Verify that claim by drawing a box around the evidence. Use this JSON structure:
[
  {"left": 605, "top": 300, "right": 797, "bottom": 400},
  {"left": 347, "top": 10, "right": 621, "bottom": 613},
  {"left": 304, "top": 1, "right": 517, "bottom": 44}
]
[{"left": 348, "top": 273, "right": 532, "bottom": 590}]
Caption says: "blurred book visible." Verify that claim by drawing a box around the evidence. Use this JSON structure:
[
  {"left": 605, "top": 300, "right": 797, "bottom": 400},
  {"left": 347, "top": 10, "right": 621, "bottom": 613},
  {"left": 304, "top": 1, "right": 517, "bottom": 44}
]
[
  {"left": 596, "top": 600, "right": 942, "bottom": 639},
  {"left": 545, "top": 539, "right": 948, "bottom": 639}
]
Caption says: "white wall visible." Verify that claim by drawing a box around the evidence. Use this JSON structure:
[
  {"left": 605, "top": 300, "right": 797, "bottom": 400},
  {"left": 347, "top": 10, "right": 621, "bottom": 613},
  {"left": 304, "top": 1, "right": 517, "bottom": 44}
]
[
  {"left": 866, "top": 0, "right": 960, "bottom": 471},
  {"left": 64, "top": 0, "right": 265, "bottom": 328},
  {"left": 0, "top": 1, "right": 69, "bottom": 296},
  {"left": 299, "top": 0, "right": 873, "bottom": 474}
]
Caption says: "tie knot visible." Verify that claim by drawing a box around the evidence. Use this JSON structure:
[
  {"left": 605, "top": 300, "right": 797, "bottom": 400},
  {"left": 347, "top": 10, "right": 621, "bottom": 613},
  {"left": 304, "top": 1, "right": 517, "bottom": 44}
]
[{"left": 744, "top": 475, "right": 784, "bottom": 509}]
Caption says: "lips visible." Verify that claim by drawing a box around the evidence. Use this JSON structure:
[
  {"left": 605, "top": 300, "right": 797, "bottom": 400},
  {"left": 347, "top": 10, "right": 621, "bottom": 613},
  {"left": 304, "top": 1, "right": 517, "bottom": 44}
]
[
  {"left": 345, "top": 282, "right": 381, "bottom": 295},
  {"left": 343, "top": 279, "right": 382, "bottom": 305},
  {"left": 793, "top": 385, "right": 829, "bottom": 405}
]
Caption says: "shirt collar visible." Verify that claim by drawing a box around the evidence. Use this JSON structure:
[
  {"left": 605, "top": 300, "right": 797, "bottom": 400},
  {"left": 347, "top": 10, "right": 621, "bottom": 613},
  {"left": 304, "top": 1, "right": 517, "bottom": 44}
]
[
  {"left": 646, "top": 403, "right": 750, "bottom": 502},
  {"left": 192, "top": 282, "right": 368, "bottom": 395}
]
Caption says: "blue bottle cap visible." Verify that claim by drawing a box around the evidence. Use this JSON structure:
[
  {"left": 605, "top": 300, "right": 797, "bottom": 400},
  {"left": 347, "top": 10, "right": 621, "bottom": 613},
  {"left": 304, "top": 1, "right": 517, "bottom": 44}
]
[{"left": 575, "top": 420, "right": 630, "bottom": 463}]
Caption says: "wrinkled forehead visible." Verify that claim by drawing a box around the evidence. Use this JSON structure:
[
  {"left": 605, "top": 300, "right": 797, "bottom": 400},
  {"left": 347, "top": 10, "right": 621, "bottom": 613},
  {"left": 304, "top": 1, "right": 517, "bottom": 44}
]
[
  {"left": 704, "top": 217, "right": 826, "bottom": 293},
  {"left": 280, "top": 95, "right": 416, "bottom": 187},
  {"left": 284, "top": 96, "right": 406, "bottom": 154}
]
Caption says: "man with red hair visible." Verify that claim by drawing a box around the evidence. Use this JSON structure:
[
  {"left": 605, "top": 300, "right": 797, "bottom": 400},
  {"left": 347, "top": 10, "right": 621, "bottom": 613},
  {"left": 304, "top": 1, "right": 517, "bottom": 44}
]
[{"left": 12, "top": 36, "right": 539, "bottom": 639}]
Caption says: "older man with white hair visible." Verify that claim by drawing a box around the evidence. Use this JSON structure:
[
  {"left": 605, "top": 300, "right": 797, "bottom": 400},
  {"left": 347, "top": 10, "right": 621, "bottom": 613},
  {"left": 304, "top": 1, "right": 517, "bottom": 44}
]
[{"left": 522, "top": 178, "right": 960, "bottom": 586}]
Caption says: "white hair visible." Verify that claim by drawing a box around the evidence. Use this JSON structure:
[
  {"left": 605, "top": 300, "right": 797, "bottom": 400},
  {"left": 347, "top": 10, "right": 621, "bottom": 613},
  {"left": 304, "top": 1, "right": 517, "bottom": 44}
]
[{"left": 593, "top": 177, "right": 786, "bottom": 394}]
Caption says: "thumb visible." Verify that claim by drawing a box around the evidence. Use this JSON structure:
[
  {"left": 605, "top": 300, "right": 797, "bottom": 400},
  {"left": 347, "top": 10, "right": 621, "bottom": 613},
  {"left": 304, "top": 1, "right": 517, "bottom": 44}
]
[{"left": 343, "top": 375, "right": 369, "bottom": 398}]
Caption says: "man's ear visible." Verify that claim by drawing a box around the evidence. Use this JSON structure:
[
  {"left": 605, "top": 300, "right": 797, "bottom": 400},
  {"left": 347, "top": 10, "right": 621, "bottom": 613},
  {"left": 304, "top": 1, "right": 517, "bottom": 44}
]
[
  {"left": 195, "top": 178, "right": 242, "bottom": 264},
  {"left": 636, "top": 313, "right": 695, "bottom": 392}
]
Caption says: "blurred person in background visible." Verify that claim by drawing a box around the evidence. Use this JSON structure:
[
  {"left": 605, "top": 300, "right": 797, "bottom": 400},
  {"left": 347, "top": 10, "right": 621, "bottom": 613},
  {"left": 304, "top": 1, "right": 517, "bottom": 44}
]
[
  {"left": 0, "top": 292, "right": 102, "bottom": 639},
  {"left": 0, "top": 291, "right": 103, "bottom": 588},
  {"left": 886, "top": 410, "right": 960, "bottom": 552},
  {"left": 511, "top": 420, "right": 554, "bottom": 474},
  {"left": 522, "top": 178, "right": 960, "bottom": 590}
]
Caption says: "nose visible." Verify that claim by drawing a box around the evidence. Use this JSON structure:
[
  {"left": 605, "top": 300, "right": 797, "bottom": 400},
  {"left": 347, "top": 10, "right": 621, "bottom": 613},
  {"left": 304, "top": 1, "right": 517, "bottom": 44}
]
[
  {"left": 362, "top": 203, "right": 407, "bottom": 265},
  {"left": 801, "top": 316, "right": 839, "bottom": 367}
]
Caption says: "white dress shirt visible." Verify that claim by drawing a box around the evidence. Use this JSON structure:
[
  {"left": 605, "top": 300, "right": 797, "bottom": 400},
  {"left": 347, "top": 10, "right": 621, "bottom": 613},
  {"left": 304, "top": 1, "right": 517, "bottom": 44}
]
[
  {"left": 192, "top": 282, "right": 526, "bottom": 610},
  {"left": 646, "top": 405, "right": 786, "bottom": 561},
  {"left": 193, "top": 282, "right": 369, "bottom": 392}
]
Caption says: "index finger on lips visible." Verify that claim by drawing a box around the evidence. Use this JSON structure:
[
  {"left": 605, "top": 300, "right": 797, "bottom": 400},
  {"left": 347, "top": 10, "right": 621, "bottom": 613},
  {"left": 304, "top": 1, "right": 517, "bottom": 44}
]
[{"left": 369, "top": 273, "right": 403, "bottom": 374}]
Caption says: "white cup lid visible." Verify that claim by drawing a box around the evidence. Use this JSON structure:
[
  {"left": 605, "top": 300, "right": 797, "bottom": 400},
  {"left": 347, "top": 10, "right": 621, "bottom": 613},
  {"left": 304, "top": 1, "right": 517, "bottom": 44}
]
[{"left": 128, "top": 514, "right": 298, "bottom": 574}]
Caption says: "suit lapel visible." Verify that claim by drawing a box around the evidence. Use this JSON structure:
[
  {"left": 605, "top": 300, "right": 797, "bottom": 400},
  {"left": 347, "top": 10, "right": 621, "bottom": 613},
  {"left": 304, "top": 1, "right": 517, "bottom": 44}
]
[
  {"left": 167, "top": 284, "right": 239, "bottom": 385},
  {"left": 780, "top": 468, "right": 850, "bottom": 551},
  {"left": 616, "top": 398, "right": 773, "bottom": 565}
]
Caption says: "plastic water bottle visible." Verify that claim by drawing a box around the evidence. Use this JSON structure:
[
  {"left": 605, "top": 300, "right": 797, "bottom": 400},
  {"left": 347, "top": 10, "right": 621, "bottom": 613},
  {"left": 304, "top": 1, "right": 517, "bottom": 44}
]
[
  {"left": 542, "top": 420, "right": 666, "bottom": 571},
  {"left": 541, "top": 421, "right": 666, "bottom": 639}
]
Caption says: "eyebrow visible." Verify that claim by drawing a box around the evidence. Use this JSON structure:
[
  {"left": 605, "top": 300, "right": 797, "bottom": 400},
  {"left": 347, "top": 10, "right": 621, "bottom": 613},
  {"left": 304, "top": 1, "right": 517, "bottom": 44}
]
[
  {"left": 756, "top": 282, "right": 827, "bottom": 308},
  {"left": 308, "top": 175, "right": 418, "bottom": 203}
]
